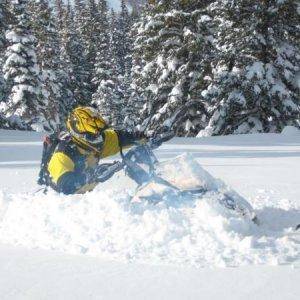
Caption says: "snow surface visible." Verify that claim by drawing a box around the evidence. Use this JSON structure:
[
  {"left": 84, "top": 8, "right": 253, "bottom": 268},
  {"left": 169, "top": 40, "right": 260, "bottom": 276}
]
[
  {"left": 281, "top": 125, "right": 300, "bottom": 136},
  {"left": 0, "top": 129, "right": 300, "bottom": 299}
]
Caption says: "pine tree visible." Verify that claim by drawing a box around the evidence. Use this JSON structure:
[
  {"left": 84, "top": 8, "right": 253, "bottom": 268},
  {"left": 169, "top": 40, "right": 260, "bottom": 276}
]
[
  {"left": 128, "top": 0, "right": 146, "bottom": 14},
  {"left": 130, "top": 0, "right": 214, "bottom": 136},
  {"left": 74, "top": 0, "right": 89, "bottom": 41},
  {"left": 116, "top": 0, "right": 132, "bottom": 76},
  {"left": 92, "top": 4, "right": 124, "bottom": 127},
  {"left": 54, "top": 0, "right": 64, "bottom": 32},
  {"left": 0, "top": 0, "right": 10, "bottom": 105},
  {"left": 92, "top": 1, "right": 110, "bottom": 90},
  {"left": 200, "top": 0, "right": 300, "bottom": 136},
  {"left": 28, "top": 0, "right": 73, "bottom": 130},
  {"left": 53, "top": 0, "right": 78, "bottom": 112},
  {"left": 87, "top": 0, "right": 101, "bottom": 90},
  {"left": 73, "top": 0, "right": 93, "bottom": 101},
  {"left": 61, "top": 0, "right": 91, "bottom": 106},
  {"left": 2, "top": 0, "right": 47, "bottom": 130},
  {"left": 124, "top": 7, "right": 148, "bottom": 130}
]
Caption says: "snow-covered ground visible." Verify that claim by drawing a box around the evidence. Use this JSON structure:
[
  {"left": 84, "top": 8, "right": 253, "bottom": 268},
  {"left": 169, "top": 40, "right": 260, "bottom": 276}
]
[{"left": 0, "top": 129, "right": 300, "bottom": 299}]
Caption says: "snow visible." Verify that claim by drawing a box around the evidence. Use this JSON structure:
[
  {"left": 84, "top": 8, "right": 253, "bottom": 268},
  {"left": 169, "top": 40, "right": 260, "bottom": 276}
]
[
  {"left": 246, "top": 62, "right": 265, "bottom": 80},
  {"left": 1, "top": 245, "right": 299, "bottom": 300},
  {"left": 294, "top": 71, "right": 300, "bottom": 89},
  {"left": 281, "top": 126, "right": 300, "bottom": 136},
  {"left": 167, "top": 58, "right": 177, "bottom": 72},
  {"left": 199, "top": 15, "right": 212, "bottom": 23},
  {"left": 5, "top": 31, "right": 34, "bottom": 44},
  {"left": 145, "top": 20, "right": 164, "bottom": 31},
  {"left": 0, "top": 130, "right": 300, "bottom": 298},
  {"left": 0, "top": 153, "right": 263, "bottom": 267},
  {"left": 169, "top": 84, "right": 182, "bottom": 103},
  {"left": 235, "top": 117, "right": 263, "bottom": 134}
]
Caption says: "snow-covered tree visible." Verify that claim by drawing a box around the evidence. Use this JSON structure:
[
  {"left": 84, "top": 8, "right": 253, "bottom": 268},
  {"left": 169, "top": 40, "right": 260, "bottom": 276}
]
[
  {"left": 115, "top": 0, "right": 132, "bottom": 76},
  {"left": 130, "top": 0, "right": 214, "bottom": 136},
  {"left": 0, "top": 0, "right": 10, "bottom": 105},
  {"left": 200, "top": 0, "right": 300, "bottom": 136},
  {"left": 92, "top": 1, "right": 111, "bottom": 89},
  {"left": 86, "top": 0, "right": 105, "bottom": 93},
  {"left": 61, "top": 1, "right": 91, "bottom": 106},
  {"left": 73, "top": 0, "right": 93, "bottom": 100},
  {"left": 127, "top": 0, "right": 146, "bottom": 14},
  {"left": 28, "top": 0, "right": 73, "bottom": 130},
  {"left": 74, "top": 0, "right": 89, "bottom": 41},
  {"left": 2, "top": 0, "right": 47, "bottom": 130},
  {"left": 92, "top": 4, "right": 124, "bottom": 126},
  {"left": 54, "top": 0, "right": 64, "bottom": 32}
]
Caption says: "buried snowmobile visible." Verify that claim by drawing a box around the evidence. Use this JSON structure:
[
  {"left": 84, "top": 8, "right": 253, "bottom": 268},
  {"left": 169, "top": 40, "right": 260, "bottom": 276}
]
[{"left": 118, "top": 133, "right": 259, "bottom": 225}]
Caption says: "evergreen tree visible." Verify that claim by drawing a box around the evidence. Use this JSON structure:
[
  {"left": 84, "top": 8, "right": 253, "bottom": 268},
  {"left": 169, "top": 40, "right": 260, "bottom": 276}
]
[
  {"left": 62, "top": 0, "right": 91, "bottom": 106},
  {"left": 53, "top": 0, "right": 79, "bottom": 111},
  {"left": 54, "top": 0, "right": 64, "bottom": 32},
  {"left": 130, "top": 0, "right": 214, "bottom": 136},
  {"left": 0, "top": 1, "right": 7, "bottom": 51},
  {"left": 73, "top": 0, "right": 93, "bottom": 101},
  {"left": 0, "top": 0, "right": 8, "bottom": 104},
  {"left": 2, "top": 0, "right": 47, "bottom": 130},
  {"left": 124, "top": 7, "right": 149, "bottom": 130},
  {"left": 200, "top": 0, "right": 300, "bottom": 136},
  {"left": 116, "top": 0, "right": 132, "bottom": 76},
  {"left": 92, "top": 1, "right": 110, "bottom": 89},
  {"left": 92, "top": 4, "right": 124, "bottom": 126},
  {"left": 127, "top": 0, "right": 146, "bottom": 14},
  {"left": 86, "top": 0, "right": 104, "bottom": 93},
  {"left": 28, "top": 0, "right": 73, "bottom": 130}
]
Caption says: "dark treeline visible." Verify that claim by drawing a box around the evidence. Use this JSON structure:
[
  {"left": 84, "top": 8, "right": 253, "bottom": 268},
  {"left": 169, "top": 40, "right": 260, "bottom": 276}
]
[{"left": 0, "top": 0, "right": 299, "bottom": 136}]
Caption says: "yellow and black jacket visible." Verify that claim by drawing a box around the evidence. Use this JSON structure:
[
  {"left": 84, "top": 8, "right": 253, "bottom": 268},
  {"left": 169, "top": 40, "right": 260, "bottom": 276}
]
[{"left": 48, "top": 129, "right": 137, "bottom": 195}]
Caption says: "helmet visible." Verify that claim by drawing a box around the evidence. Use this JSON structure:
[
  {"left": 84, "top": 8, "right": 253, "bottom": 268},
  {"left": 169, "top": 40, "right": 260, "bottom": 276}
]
[{"left": 67, "top": 106, "right": 108, "bottom": 151}]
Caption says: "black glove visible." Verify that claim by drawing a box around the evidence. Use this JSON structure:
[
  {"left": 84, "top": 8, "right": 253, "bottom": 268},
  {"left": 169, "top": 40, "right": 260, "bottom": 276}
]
[
  {"left": 92, "top": 161, "right": 124, "bottom": 183},
  {"left": 117, "top": 130, "right": 148, "bottom": 147},
  {"left": 148, "top": 132, "right": 175, "bottom": 149}
]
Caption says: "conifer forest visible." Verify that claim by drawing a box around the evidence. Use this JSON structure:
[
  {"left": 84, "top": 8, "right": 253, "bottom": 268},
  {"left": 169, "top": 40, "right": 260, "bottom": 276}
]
[{"left": 0, "top": 0, "right": 299, "bottom": 136}]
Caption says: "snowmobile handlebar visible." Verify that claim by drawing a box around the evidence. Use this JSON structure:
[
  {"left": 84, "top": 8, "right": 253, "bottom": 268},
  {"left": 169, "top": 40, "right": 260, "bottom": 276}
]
[
  {"left": 128, "top": 131, "right": 175, "bottom": 154},
  {"left": 91, "top": 132, "right": 174, "bottom": 185},
  {"left": 120, "top": 131, "right": 175, "bottom": 185},
  {"left": 147, "top": 131, "right": 175, "bottom": 149},
  {"left": 122, "top": 131, "right": 174, "bottom": 164}
]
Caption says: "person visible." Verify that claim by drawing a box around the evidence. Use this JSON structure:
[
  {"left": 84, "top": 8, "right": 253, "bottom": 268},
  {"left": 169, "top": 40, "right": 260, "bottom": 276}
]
[{"left": 47, "top": 106, "right": 145, "bottom": 195}]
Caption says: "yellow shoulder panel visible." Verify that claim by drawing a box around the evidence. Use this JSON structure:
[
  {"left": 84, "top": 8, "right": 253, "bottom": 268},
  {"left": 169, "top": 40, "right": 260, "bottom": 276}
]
[
  {"left": 48, "top": 152, "right": 75, "bottom": 184},
  {"left": 101, "top": 129, "right": 120, "bottom": 158}
]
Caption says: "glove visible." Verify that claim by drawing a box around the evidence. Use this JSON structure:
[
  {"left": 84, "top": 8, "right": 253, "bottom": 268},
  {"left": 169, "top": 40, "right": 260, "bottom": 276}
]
[
  {"left": 117, "top": 130, "right": 148, "bottom": 147},
  {"left": 92, "top": 161, "right": 124, "bottom": 183},
  {"left": 149, "top": 132, "right": 175, "bottom": 149},
  {"left": 133, "top": 130, "right": 147, "bottom": 140}
]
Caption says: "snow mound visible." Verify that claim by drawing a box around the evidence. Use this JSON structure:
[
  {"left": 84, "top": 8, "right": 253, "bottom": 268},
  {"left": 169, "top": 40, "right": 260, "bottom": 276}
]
[
  {"left": 157, "top": 153, "right": 220, "bottom": 191},
  {"left": 281, "top": 126, "right": 300, "bottom": 136},
  {"left": 196, "top": 127, "right": 213, "bottom": 138},
  {"left": 0, "top": 155, "right": 299, "bottom": 267}
]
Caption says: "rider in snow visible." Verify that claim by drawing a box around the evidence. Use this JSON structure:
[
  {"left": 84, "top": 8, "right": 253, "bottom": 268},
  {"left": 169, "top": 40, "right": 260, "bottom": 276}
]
[{"left": 47, "top": 106, "right": 145, "bottom": 195}]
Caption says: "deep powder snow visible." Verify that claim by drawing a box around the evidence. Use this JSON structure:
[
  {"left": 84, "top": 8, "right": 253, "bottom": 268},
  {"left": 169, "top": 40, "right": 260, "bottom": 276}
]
[{"left": 0, "top": 154, "right": 299, "bottom": 268}]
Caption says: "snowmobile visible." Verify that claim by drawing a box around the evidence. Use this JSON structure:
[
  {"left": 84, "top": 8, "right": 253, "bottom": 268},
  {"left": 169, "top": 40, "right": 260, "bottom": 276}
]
[
  {"left": 37, "top": 129, "right": 258, "bottom": 224},
  {"left": 119, "top": 132, "right": 259, "bottom": 225}
]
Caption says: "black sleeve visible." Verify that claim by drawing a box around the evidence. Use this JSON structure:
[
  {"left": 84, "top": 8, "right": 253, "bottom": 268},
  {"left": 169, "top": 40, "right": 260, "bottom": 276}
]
[
  {"left": 56, "top": 171, "right": 87, "bottom": 195},
  {"left": 116, "top": 130, "right": 145, "bottom": 147}
]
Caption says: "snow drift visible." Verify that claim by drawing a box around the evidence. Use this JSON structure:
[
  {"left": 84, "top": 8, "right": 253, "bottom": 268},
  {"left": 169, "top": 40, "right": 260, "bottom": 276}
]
[{"left": 0, "top": 154, "right": 299, "bottom": 268}]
